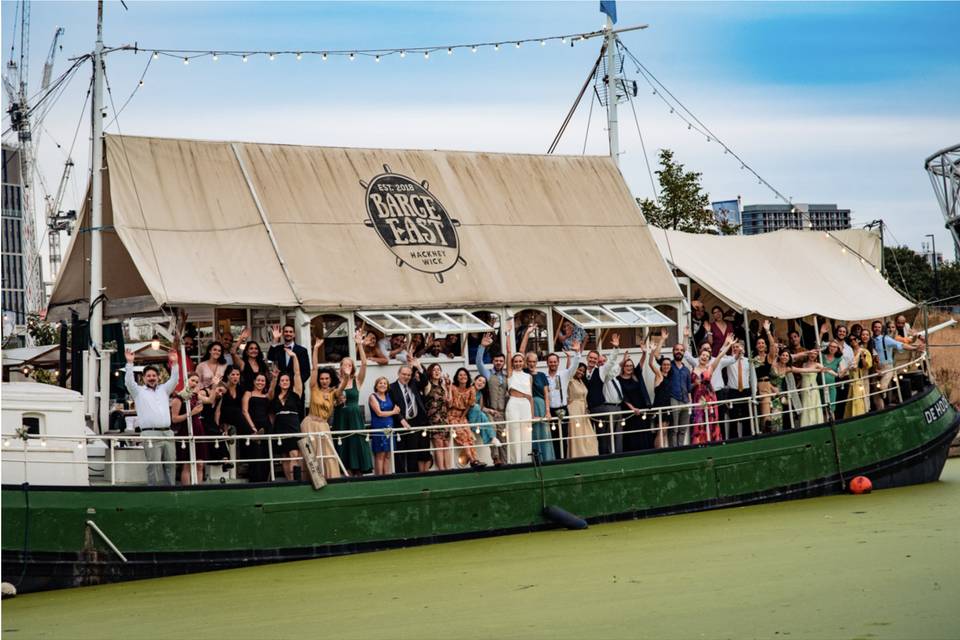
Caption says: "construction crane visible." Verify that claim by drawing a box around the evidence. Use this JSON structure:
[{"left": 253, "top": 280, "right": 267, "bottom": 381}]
[
  {"left": 3, "top": 0, "right": 45, "bottom": 315},
  {"left": 37, "top": 27, "right": 73, "bottom": 280}
]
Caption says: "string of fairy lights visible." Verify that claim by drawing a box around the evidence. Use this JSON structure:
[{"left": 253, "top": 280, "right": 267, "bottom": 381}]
[
  {"left": 82, "top": 25, "right": 881, "bottom": 272},
  {"left": 99, "top": 24, "right": 616, "bottom": 65}
]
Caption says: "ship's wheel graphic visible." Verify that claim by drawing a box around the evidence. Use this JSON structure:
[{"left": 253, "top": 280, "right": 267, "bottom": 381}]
[{"left": 360, "top": 164, "right": 467, "bottom": 283}]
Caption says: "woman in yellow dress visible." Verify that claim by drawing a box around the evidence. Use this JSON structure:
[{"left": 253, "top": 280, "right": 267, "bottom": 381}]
[
  {"left": 300, "top": 338, "right": 342, "bottom": 479},
  {"left": 845, "top": 333, "right": 873, "bottom": 419}
]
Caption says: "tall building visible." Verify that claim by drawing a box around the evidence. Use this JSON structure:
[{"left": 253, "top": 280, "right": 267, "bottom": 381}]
[
  {"left": 2, "top": 144, "right": 28, "bottom": 329},
  {"left": 740, "top": 203, "right": 851, "bottom": 236}
]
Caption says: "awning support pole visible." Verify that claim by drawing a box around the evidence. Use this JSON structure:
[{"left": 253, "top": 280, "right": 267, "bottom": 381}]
[
  {"left": 230, "top": 142, "right": 303, "bottom": 307},
  {"left": 741, "top": 308, "right": 758, "bottom": 437},
  {"left": 181, "top": 340, "right": 198, "bottom": 486}
]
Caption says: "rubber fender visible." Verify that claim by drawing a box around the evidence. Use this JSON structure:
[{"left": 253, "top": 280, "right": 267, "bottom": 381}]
[{"left": 542, "top": 505, "right": 588, "bottom": 530}]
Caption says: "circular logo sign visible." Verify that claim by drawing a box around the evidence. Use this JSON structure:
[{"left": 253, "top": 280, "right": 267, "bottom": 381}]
[{"left": 362, "top": 165, "right": 466, "bottom": 283}]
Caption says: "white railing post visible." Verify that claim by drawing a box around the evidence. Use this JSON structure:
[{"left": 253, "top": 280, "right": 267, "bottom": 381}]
[
  {"left": 267, "top": 436, "right": 276, "bottom": 481},
  {"left": 608, "top": 413, "right": 615, "bottom": 453},
  {"left": 558, "top": 416, "right": 565, "bottom": 459},
  {"left": 389, "top": 429, "right": 396, "bottom": 474}
]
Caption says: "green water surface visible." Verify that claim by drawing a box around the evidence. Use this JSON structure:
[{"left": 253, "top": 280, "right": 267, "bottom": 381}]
[{"left": 4, "top": 460, "right": 960, "bottom": 639}]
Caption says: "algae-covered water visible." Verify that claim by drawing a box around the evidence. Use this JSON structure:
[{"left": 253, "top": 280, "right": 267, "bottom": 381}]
[{"left": 4, "top": 460, "right": 960, "bottom": 640}]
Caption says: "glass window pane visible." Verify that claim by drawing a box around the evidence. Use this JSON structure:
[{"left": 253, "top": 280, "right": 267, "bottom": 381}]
[
  {"left": 389, "top": 312, "right": 433, "bottom": 331},
  {"left": 433, "top": 309, "right": 494, "bottom": 332},
  {"left": 555, "top": 306, "right": 603, "bottom": 327},
  {"left": 605, "top": 305, "right": 644, "bottom": 325},
  {"left": 357, "top": 312, "right": 411, "bottom": 333},
  {"left": 417, "top": 311, "right": 461, "bottom": 333}
]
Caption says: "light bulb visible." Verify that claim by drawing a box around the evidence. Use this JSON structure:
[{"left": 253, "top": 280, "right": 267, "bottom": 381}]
[
  {"left": 295, "top": 52, "right": 302, "bottom": 60},
  {"left": 561, "top": 37, "right": 566, "bottom": 44},
  {"left": 540, "top": 40, "right": 546, "bottom": 46},
  {"left": 447, "top": 47, "right": 453, "bottom": 55},
  {"left": 494, "top": 43, "right": 500, "bottom": 51},
  {"left": 40, "top": 439, "right": 48, "bottom": 447},
  {"left": 152, "top": 51, "right": 159, "bottom": 60},
  {"left": 322, "top": 52, "right": 328, "bottom": 61},
  {"left": 77, "top": 441, "right": 84, "bottom": 449},
  {"left": 399, "top": 50, "right": 406, "bottom": 58},
  {"left": 242, "top": 55, "right": 248, "bottom": 63},
  {"left": 424, "top": 51, "right": 429, "bottom": 59},
  {"left": 138, "top": 80, "right": 144, "bottom": 87},
  {"left": 183, "top": 57, "right": 189, "bottom": 65},
  {"left": 3, "top": 440, "right": 10, "bottom": 447},
  {"left": 375, "top": 55, "right": 380, "bottom": 63},
  {"left": 349, "top": 52, "right": 355, "bottom": 61},
  {"left": 212, "top": 53, "right": 218, "bottom": 61},
  {"left": 515, "top": 42, "right": 521, "bottom": 48},
  {"left": 841, "top": 247, "right": 847, "bottom": 254},
  {"left": 151, "top": 339, "right": 160, "bottom": 350},
  {"left": 269, "top": 53, "right": 275, "bottom": 61}
]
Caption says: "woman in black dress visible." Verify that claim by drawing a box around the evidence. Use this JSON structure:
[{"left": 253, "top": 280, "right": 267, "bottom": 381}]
[
  {"left": 648, "top": 333, "right": 674, "bottom": 449},
  {"left": 215, "top": 366, "right": 244, "bottom": 472},
  {"left": 232, "top": 329, "right": 270, "bottom": 393},
  {"left": 270, "top": 350, "right": 304, "bottom": 481},
  {"left": 618, "top": 352, "right": 652, "bottom": 451},
  {"left": 241, "top": 371, "right": 272, "bottom": 482}
]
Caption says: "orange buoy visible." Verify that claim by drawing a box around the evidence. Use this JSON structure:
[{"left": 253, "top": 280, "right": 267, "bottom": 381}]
[{"left": 849, "top": 475, "right": 873, "bottom": 494}]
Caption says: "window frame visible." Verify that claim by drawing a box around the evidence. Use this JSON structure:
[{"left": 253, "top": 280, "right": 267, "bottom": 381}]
[
  {"left": 356, "top": 308, "right": 495, "bottom": 335},
  {"left": 554, "top": 303, "right": 676, "bottom": 330}
]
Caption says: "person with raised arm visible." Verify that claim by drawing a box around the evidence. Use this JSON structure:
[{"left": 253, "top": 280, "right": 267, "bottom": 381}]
[
  {"left": 171, "top": 371, "right": 214, "bottom": 486},
  {"left": 690, "top": 333, "right": 736, "bottom": 445},
  {"left": 504, "top": 318, "right": 534, "bottom": 465},
  {"left": 589, "top": 332, "right": 623, "bottom": 455},
  {"left": 647, "top": 331, "right": 674, "bottom": 449},
  {"left": 521, "top": 325, "right": 554, "bottom": 463},
  {"left": 791, "top": 351, "right": 838, "bottom": 427},
  {"left": 301, "top": 338, "right": 342, "bottom": 479},
  {"left": 448, "top": 367, "right": 485, "bottom": 468},
  {"left": 124, "top": 347, "right": 181, "bottom": 486},
  {"left": 475, "top": 331, "right": 508, "bottom": 465},
  {"left": 545, "top": 338, "right": 582, "bottom": 459},
  {"left": 232, "top": 326, "right": 270, "bottom": 393},
  {"left": 270, "top": 348, "right": 304, "bottom": 481},
  {"left": 752, "top": 320, "right": 778, "bottom": 431},
  {"left": 334, "top": 330, "right": 373, "bottom": 476},
  {"left": 266, "top": 323, "right": 311, "bottom": 385},
  {"left": 388, "top": 357, "right": 432, "bottom": 473},
  {"left": 618, "top": 347, "right": 652, "bottom": 450}
]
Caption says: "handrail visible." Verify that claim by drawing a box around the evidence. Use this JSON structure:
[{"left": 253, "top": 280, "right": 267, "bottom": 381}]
[{"left": 2, "top": 357, "right": 932, "bottom": 482}]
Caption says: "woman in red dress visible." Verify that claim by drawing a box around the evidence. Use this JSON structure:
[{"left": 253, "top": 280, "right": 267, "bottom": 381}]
[{"left": 691, "top": 334, "right": 735, "bottom": 445}]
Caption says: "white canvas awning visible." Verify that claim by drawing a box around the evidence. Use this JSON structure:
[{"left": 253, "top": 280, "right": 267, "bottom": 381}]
[
  {"left": 49, "top": 135, "right": 682, "bottom": 314},
  {"left": 652, "top": 226, "right": 914, "bottom": 320}
]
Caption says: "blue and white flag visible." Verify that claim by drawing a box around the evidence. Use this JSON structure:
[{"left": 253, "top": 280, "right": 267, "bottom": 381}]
[{"left": 600, "top": 0, "right": 617, "bottom": 24}]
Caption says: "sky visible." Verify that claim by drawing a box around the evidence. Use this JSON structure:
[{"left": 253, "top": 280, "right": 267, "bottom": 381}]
[{"left": 3, "top": 0, "right": 959, "bottom": 275}]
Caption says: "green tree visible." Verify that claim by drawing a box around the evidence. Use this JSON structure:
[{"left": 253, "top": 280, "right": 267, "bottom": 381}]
[
  {"left": 636, "top": 149, "right": 740, "bottom": 235},
  {"left": 26, "top": 313, "right": 62, "bottom": 346},
  {"left": 882, "top": 246, "right": 933, "bottom": 302}
]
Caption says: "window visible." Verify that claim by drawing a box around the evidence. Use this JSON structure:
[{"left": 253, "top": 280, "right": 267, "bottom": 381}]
[
  {"left": 22, "top": 413, "right": 42, "bottom": 436},
  {"left": 556, "top": 303, "right": 675, "bottom": 329},
  {"left": 310, "top": 313, "right": 350, "bottom": 363},
  {"left": 357, "top": 309, "right": 495, "bottom": 335}
]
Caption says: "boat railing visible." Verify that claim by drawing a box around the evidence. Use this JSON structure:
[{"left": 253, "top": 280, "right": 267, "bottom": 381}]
[{"left": 1, "top": 355, "right": 932, "bottom": 485}]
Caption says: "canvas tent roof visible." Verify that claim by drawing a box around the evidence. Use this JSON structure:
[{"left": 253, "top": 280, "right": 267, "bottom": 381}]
[
  {"left": 652, "top": 226, "right": 913, "bottom": 320},
  {"left": 48, "top": 135, "right": 681, "bottom": 314}
]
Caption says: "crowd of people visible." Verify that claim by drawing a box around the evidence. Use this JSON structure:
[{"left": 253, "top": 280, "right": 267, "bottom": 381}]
[{"left": 122, "top": 308, "right": 926, "bottom": 486}]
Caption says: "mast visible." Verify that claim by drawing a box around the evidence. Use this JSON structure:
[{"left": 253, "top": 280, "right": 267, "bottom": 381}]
[
  {"left": 88, "top": 0, "right": 105, "bottom": 429},
  {"left": 604, "top": 16, "right": 619, "bottom": 167}
]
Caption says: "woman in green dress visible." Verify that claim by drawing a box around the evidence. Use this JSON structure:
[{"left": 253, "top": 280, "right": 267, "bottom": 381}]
[
  {"left": 767, "top": 345, "right": 792, "bottom": 432},
  {"left": 334, "top": 330, "right": 373, "bottom": 476},
  {"left": 821, "top": 340, "right": 847, "bottom": 420}
]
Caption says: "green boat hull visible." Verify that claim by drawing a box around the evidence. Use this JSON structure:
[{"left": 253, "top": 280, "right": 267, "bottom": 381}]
[{"left": 3, "top": 383, "right": 957, "bottom": 592}]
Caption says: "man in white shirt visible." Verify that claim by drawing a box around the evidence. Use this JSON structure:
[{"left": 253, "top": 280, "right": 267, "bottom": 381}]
[
  {"left": 378, "top": 334, "right": 409, "bottom": 363},
  {"left": 720, "top": 341, "right": 757, "bottom": 439},
  {"left": 124, "top": 348, "right": 180, "bottom": 486},
  {"left": 545, "top": 343, "right": 581, "bottom": 459},
  {"left": 585, "top": 333, "right": 622, "bottom": 455}
]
